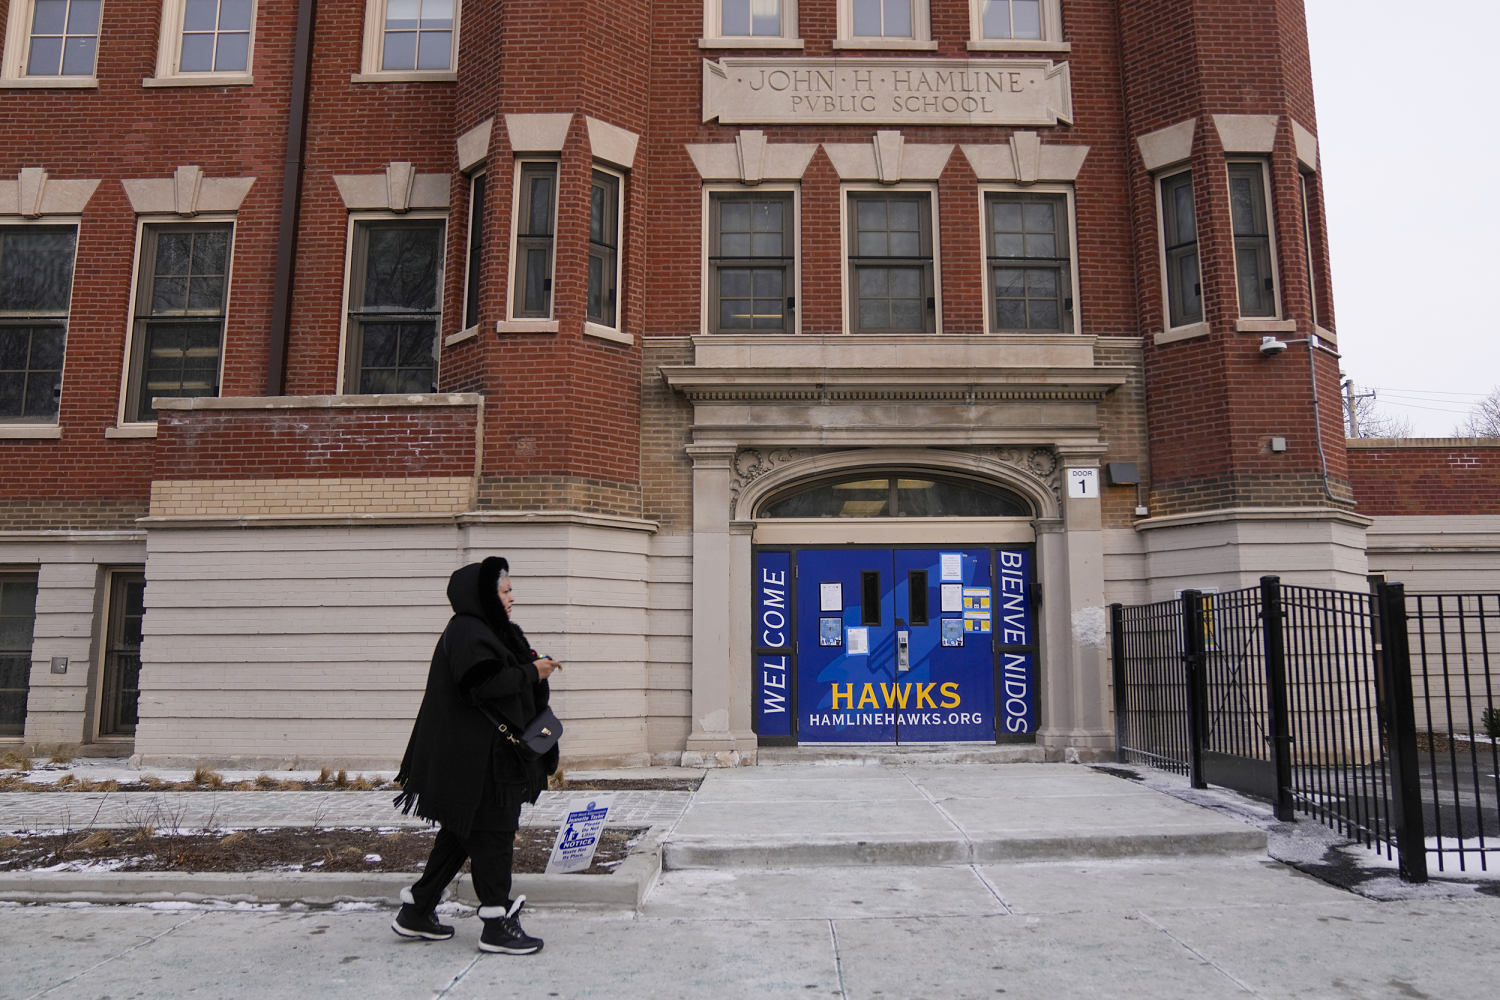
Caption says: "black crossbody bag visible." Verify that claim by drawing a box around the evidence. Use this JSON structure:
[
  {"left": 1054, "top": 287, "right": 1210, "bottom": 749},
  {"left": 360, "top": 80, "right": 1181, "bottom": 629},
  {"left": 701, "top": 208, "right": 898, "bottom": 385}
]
[{"left": 480, "top": 702, "right": 563, "bottom": 761}]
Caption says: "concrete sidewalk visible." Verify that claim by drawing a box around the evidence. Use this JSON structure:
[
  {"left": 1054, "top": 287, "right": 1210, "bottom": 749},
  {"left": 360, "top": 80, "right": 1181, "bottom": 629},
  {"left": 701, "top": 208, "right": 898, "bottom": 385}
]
[
  {"left": 1, "top": 761, "right": 1266, "bottom": 907},
  {"left": 666, "top": 761, "right": 1266, "bottom": 868},
  {"left": 4, "top": 759, "right": 1500, "bottom": 999}
]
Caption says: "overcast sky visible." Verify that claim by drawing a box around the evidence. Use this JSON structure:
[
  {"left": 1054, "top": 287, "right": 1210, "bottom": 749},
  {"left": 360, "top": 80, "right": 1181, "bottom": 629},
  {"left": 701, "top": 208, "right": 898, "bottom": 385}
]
[{"left": 1303, "top": 1, "right": 1500, "bottom": 436}]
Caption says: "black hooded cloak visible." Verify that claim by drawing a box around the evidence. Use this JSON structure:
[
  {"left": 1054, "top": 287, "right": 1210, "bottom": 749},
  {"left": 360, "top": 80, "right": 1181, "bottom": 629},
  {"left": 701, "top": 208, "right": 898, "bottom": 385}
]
[{"left": 394, "top": 556, "right": 558, "bottom": 838}]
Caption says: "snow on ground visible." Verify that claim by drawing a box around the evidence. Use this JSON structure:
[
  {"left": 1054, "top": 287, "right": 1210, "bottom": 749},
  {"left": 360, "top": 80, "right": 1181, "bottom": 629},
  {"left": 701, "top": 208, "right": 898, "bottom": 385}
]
[{"left": 1103, "top": 762, "right": 1500, "bottom": 901}]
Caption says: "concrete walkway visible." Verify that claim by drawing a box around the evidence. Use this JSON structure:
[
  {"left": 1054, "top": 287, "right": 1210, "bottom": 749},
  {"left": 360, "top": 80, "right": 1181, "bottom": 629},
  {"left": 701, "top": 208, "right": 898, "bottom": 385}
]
[{"left": 3, "top": 758, "right": 1500, "bottom": 999}]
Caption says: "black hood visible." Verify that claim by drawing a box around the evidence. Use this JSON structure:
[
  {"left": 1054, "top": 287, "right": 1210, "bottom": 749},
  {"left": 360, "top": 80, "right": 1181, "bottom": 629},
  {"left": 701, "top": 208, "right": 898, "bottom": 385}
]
[{"left": 447, "top": 557, "right": 513, "bottom": 637}]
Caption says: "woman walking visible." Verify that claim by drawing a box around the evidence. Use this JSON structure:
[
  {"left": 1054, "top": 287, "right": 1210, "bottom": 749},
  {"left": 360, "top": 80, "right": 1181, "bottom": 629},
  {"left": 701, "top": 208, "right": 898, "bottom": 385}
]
[{"left": 391, "top": 556, "right": 561, "bottom": 954}]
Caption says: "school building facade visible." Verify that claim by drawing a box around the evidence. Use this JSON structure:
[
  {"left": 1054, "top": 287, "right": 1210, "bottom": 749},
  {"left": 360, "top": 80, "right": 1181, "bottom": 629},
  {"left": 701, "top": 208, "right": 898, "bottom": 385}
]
[{"left": 3, "top": 1, "right": 1497, "bottom": 767}]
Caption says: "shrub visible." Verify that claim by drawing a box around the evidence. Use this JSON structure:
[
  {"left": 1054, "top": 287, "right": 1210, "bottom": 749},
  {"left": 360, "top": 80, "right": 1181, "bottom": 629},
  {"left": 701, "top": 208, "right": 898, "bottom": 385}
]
[{"left": 1482, "top": 706, "right": 1500, "bottom": 740}]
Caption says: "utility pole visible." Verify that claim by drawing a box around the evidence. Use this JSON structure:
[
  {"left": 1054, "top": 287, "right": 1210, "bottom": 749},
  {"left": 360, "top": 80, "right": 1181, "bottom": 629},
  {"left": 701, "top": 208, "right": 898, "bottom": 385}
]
[{"left": 1342, "top": 377, "right": 1376, "bottom": 437}]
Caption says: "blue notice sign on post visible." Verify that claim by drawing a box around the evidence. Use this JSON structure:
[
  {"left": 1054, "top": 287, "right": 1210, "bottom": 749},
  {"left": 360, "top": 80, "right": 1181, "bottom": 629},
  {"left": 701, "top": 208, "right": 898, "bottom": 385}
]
[
  {"left": 755, "top": 551, "right": 793, "bottom": 737},
  {"left": 546, "top": 797, "right": 613, "bottom": 874}
]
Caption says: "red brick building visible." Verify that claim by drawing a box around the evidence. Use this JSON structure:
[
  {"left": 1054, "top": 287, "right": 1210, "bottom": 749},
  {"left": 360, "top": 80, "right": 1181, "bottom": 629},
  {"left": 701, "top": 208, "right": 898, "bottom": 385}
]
[{"left": 2, "top": 1, "right": 1491, "bottom": 765}]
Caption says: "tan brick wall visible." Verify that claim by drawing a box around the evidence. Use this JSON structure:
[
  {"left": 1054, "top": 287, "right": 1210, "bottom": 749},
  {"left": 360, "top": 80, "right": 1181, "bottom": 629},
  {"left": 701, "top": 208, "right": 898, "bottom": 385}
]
[
  {"left": 149, "top": 477, "right": 476, "bottom": 518},
  {"left": 640, "top": 339, "right": 695, "bottom": 535}
]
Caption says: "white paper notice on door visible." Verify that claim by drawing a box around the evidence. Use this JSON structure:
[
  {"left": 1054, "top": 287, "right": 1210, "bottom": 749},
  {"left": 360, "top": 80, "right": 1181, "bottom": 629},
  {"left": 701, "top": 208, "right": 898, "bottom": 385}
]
[
  {"left": 845, "top": 627, "right": 869, "bottom": 655},
  {"left": 820, "top": 582, "right": 842, "bottom": 612},
  {"left": 941, "top": 583, "right": 963, "bottom": 612},
  {"left": 940, "top": 552, "right": 963, "bottom": 581}
]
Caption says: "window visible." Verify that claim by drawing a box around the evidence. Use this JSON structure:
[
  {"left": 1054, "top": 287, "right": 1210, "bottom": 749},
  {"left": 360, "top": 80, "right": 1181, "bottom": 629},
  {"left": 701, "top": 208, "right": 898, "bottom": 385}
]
[
  {"left": 1159, "top": 170, "right": 1201, "bottom": 328},
  {"left": 850, "top": 0, "right": 915, "bottom": 38},
  {"left": 709, "top": 191, "right": 794, "bottom": 333},
  {"left": 1228, "top": 161, "right": 1277, "bottom": 318},
  {"left": 761, "top": 473, "right": 1032, "bottom": 518},
  {"left": 1300, "top": 172, "right": 1324, "bottom": 330},
  {"left": 838, "top": 0, "right": 930, "bottom": 45},
  {"left": 969, "top": 1, "right": 1063, "bottom": 46},
  {"left": 979, "top": 0, "right": 1041, "bottom": 39},
  {"left": 99, "top": 571, "right": 144, "bottom": 738},
  {"left": 1, "top": 226, "right": 76, "bottom": 422},
  {"left": 153, "top": 0, "right": 256, "bottom": 80},
  {"left": 345, "top": 218, "right": 443, "bottom": 394},
  {"left": 362, "top": 0, "right": 456, "bottom": 75},
  {"left": 460, "top": 169, "right": 485, "bottom": 330},
  {"left": 588, "top": 169, "right": 622, "bottom": 329},
  {"left": 511, "top": 162, "right": 557, "bottom": 320},
  {"left": 985, "top": 193, "right": 1072, "bottom": 333},
  {"left": 125, "top": 223, "right": 232, "bottom": 422},
  {"left": 0, "top": 574, "right": 38, "bottom": 737},
  {"left": 709, "top": 0, "right": 799, "bottom": 42},
  {"left": 847, "top": 190, "right": 935, "bottom": 333},
  {"left": 2, "top": 0, "right": 101, "bottom": 79}
]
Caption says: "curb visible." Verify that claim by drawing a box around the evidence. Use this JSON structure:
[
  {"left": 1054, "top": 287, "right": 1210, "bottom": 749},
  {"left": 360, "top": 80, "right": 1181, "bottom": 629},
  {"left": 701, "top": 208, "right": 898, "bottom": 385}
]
[
  {"left": 663, "top": 828, "right": 1268, "bottom": 869},
  {"left": 0, "top": 827, "right": 665, "bottom": 911}
]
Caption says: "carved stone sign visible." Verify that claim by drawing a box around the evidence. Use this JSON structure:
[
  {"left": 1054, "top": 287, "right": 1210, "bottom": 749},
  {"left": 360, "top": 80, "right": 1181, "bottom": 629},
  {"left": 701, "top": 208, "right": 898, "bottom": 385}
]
[{"left": 703, "top": 57, "right": 1072, "bottom": 127}]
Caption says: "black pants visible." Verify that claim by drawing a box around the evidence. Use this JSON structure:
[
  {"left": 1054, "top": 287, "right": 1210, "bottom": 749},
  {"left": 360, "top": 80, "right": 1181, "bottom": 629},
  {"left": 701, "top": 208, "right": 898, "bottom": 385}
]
[{"left": 408, "top": 826, "right": 517, "bottom": 913}]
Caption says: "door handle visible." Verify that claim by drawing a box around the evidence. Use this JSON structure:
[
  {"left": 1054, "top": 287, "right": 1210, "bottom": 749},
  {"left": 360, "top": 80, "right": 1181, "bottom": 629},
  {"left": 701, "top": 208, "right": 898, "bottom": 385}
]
[{"left": 897, "top": 630, "right": 910, "bottom": 672}]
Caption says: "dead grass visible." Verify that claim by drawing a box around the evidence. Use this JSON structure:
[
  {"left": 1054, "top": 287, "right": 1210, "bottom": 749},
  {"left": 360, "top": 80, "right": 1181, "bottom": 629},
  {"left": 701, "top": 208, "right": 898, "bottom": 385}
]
[
  {"left": 0, "top": 827, "right": 644, "bottom": 875},
  {"left": 0, "top": 750, "right": 31, "bottom": 771}
]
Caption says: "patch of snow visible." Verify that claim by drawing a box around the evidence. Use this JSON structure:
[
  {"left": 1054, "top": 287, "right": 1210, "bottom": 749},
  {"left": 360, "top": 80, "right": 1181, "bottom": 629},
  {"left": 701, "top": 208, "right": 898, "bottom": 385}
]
[
  {"left": 35, "top": 858, "right": 131, "bottom": 873},
  {"left": 363, "top": 854, "right": 382, "bottom": 863}
]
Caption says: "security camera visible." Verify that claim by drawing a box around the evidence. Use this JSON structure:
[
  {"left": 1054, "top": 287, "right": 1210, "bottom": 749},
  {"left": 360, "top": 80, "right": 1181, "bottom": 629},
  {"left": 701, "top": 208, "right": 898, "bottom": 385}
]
[{"left": 1259, "top": 336, "right": 1288, "bottom": 356}]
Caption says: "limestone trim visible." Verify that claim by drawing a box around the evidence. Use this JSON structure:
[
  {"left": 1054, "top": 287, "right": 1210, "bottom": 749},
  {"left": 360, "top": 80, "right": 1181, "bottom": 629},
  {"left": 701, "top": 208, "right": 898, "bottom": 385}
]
[
  {"left": 1346, "top": 437, "right": 1500, "bottom": 450},
  {"left": 333, "top": 162, "right": 448, "bottom": 212},
  {"left": 685, "top": 131, "right": 819, "bottom": 183},
  {"left": 730, "top": 446, "right": 1063, "bottom": 522},
  {"left": 585, "top": 117, "right": 641, "bottom": 171},
  {"left": 1, "top": 168, "right": 101, "bottom": 217},
  {"left": 823, "top": 132, "right": 953, "bottom": 182},
  {"left": 961, "top": 132, "right": 1088, "bottom": 183},
  {"left": 456, "top": 511, "right": 659, "bottom": 533},
  {"left": 153, "top": 393, "right": 481, "bottom": 411},
  {"left": 503, "top": 114, "right": 572, "bottom": 153},
  {"left": 1292, "top": 119, "right": 1318, "bottom": 172},
  {"left": 660, "top": 365, "right": 1127, "bottom": 403},
  {"left": 1137, "top": 118, "right": 1195, "bottom": 172},
  {"left": 122, "top": 166, "right": 254, "bottom": 216},
  {"left": 456, "top": 118, "right": 494, "bottom": 173},
  {"left": 1212, "top": 114, "right": 1277, "bottom": 154},
  {"left": 1133, "top": 505, "right": 1374, "bottom": 533}
]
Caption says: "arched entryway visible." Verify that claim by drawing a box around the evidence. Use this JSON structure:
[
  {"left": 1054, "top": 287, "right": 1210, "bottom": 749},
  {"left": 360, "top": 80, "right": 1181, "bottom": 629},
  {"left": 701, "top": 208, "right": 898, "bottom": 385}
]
[{"left": 745, "top": 462, "right": 1045, "bottom": 747}]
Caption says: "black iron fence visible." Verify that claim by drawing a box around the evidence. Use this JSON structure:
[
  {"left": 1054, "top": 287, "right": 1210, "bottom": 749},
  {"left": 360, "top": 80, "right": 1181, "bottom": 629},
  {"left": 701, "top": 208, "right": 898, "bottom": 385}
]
[{"left": 1111, "top": 578, "right": 1500, "bottom": 882}]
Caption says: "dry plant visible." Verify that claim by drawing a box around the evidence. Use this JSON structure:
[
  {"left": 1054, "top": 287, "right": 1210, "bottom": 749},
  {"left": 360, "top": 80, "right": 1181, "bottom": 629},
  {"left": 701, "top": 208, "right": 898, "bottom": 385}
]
[
  {"left": 192, "top": 765, "right": 225, "bottom": 788},
  {"left": 220, "top": 831, "right": 249, "bottom": 847},
  {"left": 55, "top": 773, "right": 76, "bottom": 789},
  {"left": 48, "top": 747, "right": 74, "bottom": 764},
  {"left": 254, "top": 773, "right": 278, "bottom": 789},
  {"left": 317, "top": 766, "right": 334, "bottom": 784},
  {"left": 348, "top": 775, "right": 374, "bottom": 791},
  {"left": 333, "top": 769, "right": 349, "bottom": 788},
  {"left": 0, "top": 835, "right": 20, "bottom": 851},
  {"left": 548, "top": 768, "right": 567, "bottom": 790},
  {"left": 0, "top": 750, "right": 30, "bottom": 771},
  {"left": 72, "top": 830, "right": 113, "bottom": 851}
]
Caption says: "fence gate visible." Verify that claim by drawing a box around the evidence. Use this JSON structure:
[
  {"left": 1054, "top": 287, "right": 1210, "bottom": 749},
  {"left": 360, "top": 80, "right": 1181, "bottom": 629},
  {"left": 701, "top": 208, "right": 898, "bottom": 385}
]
[{"left": 1191, "top": 581, "right": 1294, "bottom": 816}]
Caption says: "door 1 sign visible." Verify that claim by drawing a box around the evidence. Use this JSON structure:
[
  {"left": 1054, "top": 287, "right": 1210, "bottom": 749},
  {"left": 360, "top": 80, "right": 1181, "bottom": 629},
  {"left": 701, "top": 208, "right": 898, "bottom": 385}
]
[{"left": 1067, "top": 467, "right": 1098, "bottom": 498}]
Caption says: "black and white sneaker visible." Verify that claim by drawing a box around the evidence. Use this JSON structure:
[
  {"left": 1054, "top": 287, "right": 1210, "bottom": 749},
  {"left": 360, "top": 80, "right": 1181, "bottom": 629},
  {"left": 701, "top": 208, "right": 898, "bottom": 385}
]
[
  {"left": 478, "top": 896, "right": 543, "bottom": 955},
  {"left": 391, "top": 903, "right": 455, "bottom": 941}
]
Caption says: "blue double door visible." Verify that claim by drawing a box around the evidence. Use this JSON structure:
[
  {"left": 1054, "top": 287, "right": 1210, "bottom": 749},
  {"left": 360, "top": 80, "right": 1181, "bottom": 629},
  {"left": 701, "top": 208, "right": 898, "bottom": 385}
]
[{"left": 769, "top": 546, "right": 1033, "bottom": 744}]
